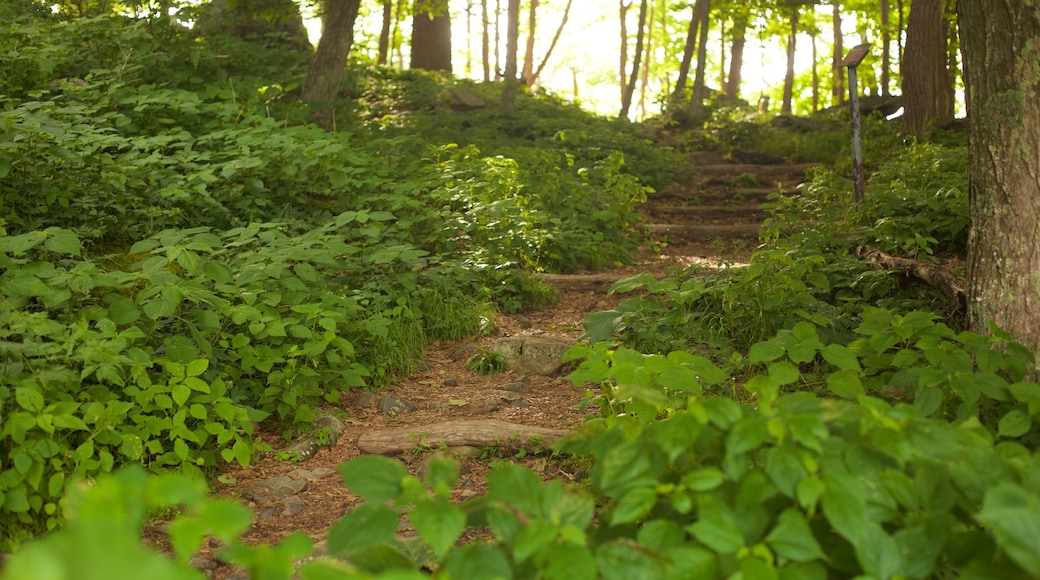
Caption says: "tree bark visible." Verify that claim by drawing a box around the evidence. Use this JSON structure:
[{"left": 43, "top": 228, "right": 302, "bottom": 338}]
[
  {"left": 301, "top": 0, "right": 362, "bottom": 130},
  {"left": 725, "top": 12, "right": 747, "bottom": 99},
  {"left": 637, "top": 0, "right": 654, "bottom": 118},
  {"left": 782, "top": 8, "right": 799, "bottom": 115},
  {"left": 501, "top": 0, "right": 521, "bottom": 108},
  {"left": 378, "top": 0, "right": 392, "bottom": 65},
  {"left": 672, "top": 0, "right": 708, "bottom": 102},
  {"left": 521, "top": 0, "right": 538, "bottom": 84},
  {"left": 958, "top": 0, "right": 1040, "bottom": 354},
  {"left": 880, "top": 0, "right": 891, "bottom": 95},
  {"left": 832, "top": 3, "right": 844, "bottom": 104},
  {"left": 901, "top": 0, "right": 953, "bottom": 136},
  {"left": 619, "top": 0, "right": 631, "bottom": 104},
  {"left": 688, "top": 0, "right": 710, "bottom": 116},
  {"left": 411, "top": 0, "right": 452, "bottom": 72},
  {"left": 619, "top": 0, "right": 648, "bottom": 119},
  {"left": 481, "top": 0, "right": 491, "bottom": 81}
]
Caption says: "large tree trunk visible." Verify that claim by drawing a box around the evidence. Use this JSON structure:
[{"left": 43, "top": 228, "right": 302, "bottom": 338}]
[
  {"left": 301, "top": 0, "right": 362, "bottom": 130},
  {"left": 725, "top": 12, "right": 747, "bottom": 99},
  {"left": 832, "top": 3, "right": 844, "bottom": 105},
  {"left": 411, "top": 0, "right": 452, "bottom": 72},
  {"left": 958, "top": 0, "right": 1040, "bottom": 354},
  {"left": 501, "top": 0, "right": 521, "bottom": 108},
  {"left": 619, "top": 0, "right": 648, "bottom": 119},
  {"left": 901, "top": 0, "right": 953, "bottom": 136},
  {"left": 782, "top": 8, "right": 798, "bottom": 115}
]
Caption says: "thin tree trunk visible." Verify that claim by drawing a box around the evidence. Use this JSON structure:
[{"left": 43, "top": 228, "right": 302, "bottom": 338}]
[
  {"left": 393, "top": 0, "right": 404, "bottom": 68},
  {"left": 378, "top": 0, "right": 391, "bottom": 65},
  {"left": 619, "top": 0, "right": 631, "bottom": 104},
  {"left": 688, "top": 0, "right": 710, "bottom": 115},
  {"left": 531, "top": 0, "right": 574, "bottom": 85},
  {"left": 897, "top": 0, "right": 904, "bottom": 63},
  {"left": 726, "top": 12, "right": 746, "bottom": 99},
  {"left": 881, "top": 0, "right": 891, "bottom": 95},
  {"left": 521, "top": 0, "right": 537, "bottom": 84},
  {"left": 619, "top": 0, "right": 648, "bottom": 119},
  {"left": 481, "top": 0, "right": 490, "bottom": 81},
  {"left": 495, "top": 0, "right": 501, "bottom": 77},
  {"left": 637, "top": 0, "right": 654, "bottom": 119},
  {"left": 782, "top": 8, "right": 798, "bottom": 114},
  {"left": 832, "top": 2, "right": 844, "bottom": 104},
  {"left": 302, "top": 0, "right": 362, "bottom": 130},
  {"left": 465, "top": 0, "right": 473, "bottom": 76},
  {"left": 811, "top": 30, "right": 819, "bottom": 111},
  {"left": 672, "top": 0, "right": 707, "bottom": 101}
]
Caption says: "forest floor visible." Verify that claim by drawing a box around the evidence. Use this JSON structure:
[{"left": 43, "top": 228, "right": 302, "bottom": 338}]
[{"left": 184, "top": 153, "right": 817, "bottom": 579}]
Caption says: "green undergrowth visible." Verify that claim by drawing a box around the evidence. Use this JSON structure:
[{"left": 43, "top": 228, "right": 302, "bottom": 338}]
[
  {"left": 0, "top": 5, "right": 672, "bottom": 546},
  {"left": 7, "top": 313, "right": 1040, "bottom": 579}
]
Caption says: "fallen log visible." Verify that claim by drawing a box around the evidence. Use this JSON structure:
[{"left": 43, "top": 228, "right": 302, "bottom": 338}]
[
  {"left": 357, "top": 420, "right": 570, "bottom": 455},
  {"left": 855, "top": 245, "right": 966, "bottom": 310},
  {"left": 536, "top": 272, "right": 657, "bottom": 293}
]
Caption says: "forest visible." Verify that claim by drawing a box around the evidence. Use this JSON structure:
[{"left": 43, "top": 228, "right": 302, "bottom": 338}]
[{"left": 1, "top": 0, "right": 1039, "bottom": 578}]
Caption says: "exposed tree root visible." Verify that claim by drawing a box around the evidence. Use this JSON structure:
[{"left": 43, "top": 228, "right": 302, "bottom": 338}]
[{"left": 855, "top": 245, "right": 966, "bottom": 311}]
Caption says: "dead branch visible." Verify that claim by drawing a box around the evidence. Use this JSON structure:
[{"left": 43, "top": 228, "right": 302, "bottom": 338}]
[{"left": 855, "top": 245, "right": 966, "bottom": 310}]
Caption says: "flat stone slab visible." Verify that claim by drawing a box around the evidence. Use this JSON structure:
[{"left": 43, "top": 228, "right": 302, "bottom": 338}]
[{"left": 489, "top": 336, "right": 574, "bottom": 376}]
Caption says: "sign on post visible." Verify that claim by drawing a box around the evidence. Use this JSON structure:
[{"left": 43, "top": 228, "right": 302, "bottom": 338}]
[{"left": 842, "top": 44, "right": 870, "bottom": 204}]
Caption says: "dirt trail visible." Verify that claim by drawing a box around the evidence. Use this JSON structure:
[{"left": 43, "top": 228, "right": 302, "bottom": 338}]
[{"left": 193, "top": 155, "right": 816, "bottom": 578}]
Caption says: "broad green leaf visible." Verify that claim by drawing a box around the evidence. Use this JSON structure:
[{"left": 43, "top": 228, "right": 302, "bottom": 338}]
[
  {"left": 327, "top": 503, "right": 399, "bottom": 555},
  {"left": 684, "top": 468, "right": 725, "bottom": 491},
  {"left": 16, "top": 387, "right": 44, "bottom": 413},
  {"left": 741, "top": 555, "right": 780, "bottom": 580},
  {"left": 637, "top": 519, "right": 686, "bottom": 551},
  {"left": 826, "top": 370, "right": 864, "bottom": 399},
  {"left": 106, "top": 296, "right": 140, "bottom": 324},
  {"left": 540, "top": 542, "right": 596, "bottom": 580},
  {"left": 725, "top": 416, "right": 768, "bottom": 455},
  {"left": 914, "top": 386, "right": 943, "bottom": 416},
  {"left": 977, "top": 484, "right": 1040, "bottom": 575},
  {"left": 293, "top": 263, "right": 318, "bottom": 282},
  {"left": 764, "top": 445, "right": 808, "bottom": 497},
  {"left": 41, "top": 228, "right": 82, "bottom": 256},
  {"left": 749, "top": 341, "right": 786, "bottom": 363},
  {"left": 186, "top": 359, "right": 209, "bottom": 377},
  {"left": 596, "top": 440, "right": 654, "bottom": 497},
  {"left": 338, "top": 455, "right": 408, "bottom": 501},
  {"left": 409, "top": 497, "right": 465, "bottom": 558},
  {"left": 513, "top": 519, "right": 556, "bottom": 563},
  {"left": 746, "top": 375, "right": 779, "bottom": 408},
  {"left": 172, "top": 384, "right": 190, "bottom": 407},
  {"left": 687, "top": 516, "right": 744, "bottom": 554},
  {"left": 441, "top": 544, "right": 512, "bottom": 580},
  {"left": 768, "top": 362, "right": 801, "bottom": 386},
  {"left": 856, "top": 522, "right": 902, "bottom": 579},
  {"left": 610, "top": 487, "right": 657, "bottom": 525},
  {"left": 998, "top": 410, "right": 1031, "bottom": 438},
  {"left": 821, "top": 344, "right": 860, "bottom": 371},
  {"left": 821, "top": 471, "right": 868, "bottom": 544},
  {"left": 765, "top": 509, "right": 826, "bottom": 562}
]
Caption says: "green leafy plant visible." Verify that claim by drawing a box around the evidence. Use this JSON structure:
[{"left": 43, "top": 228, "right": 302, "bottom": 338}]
[{"left": 466, "top": 348, "right": 508, "bottom": 375}]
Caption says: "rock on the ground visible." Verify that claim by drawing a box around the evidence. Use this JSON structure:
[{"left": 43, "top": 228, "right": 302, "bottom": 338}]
[
  {"left": 241, "top": 475, "right": 307, "bottom": 504},
  {"left": 489, "top": 336, "right": 573, "bottom": 376},
  {"left": 448, "top": 88, "right": 486, "bottom": 111},
  {"left": 378, "top": 394, "right": 416, "bottom": 416},
  {"left": 356, "top": 391, "right": 378, "bottom": 408}
]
